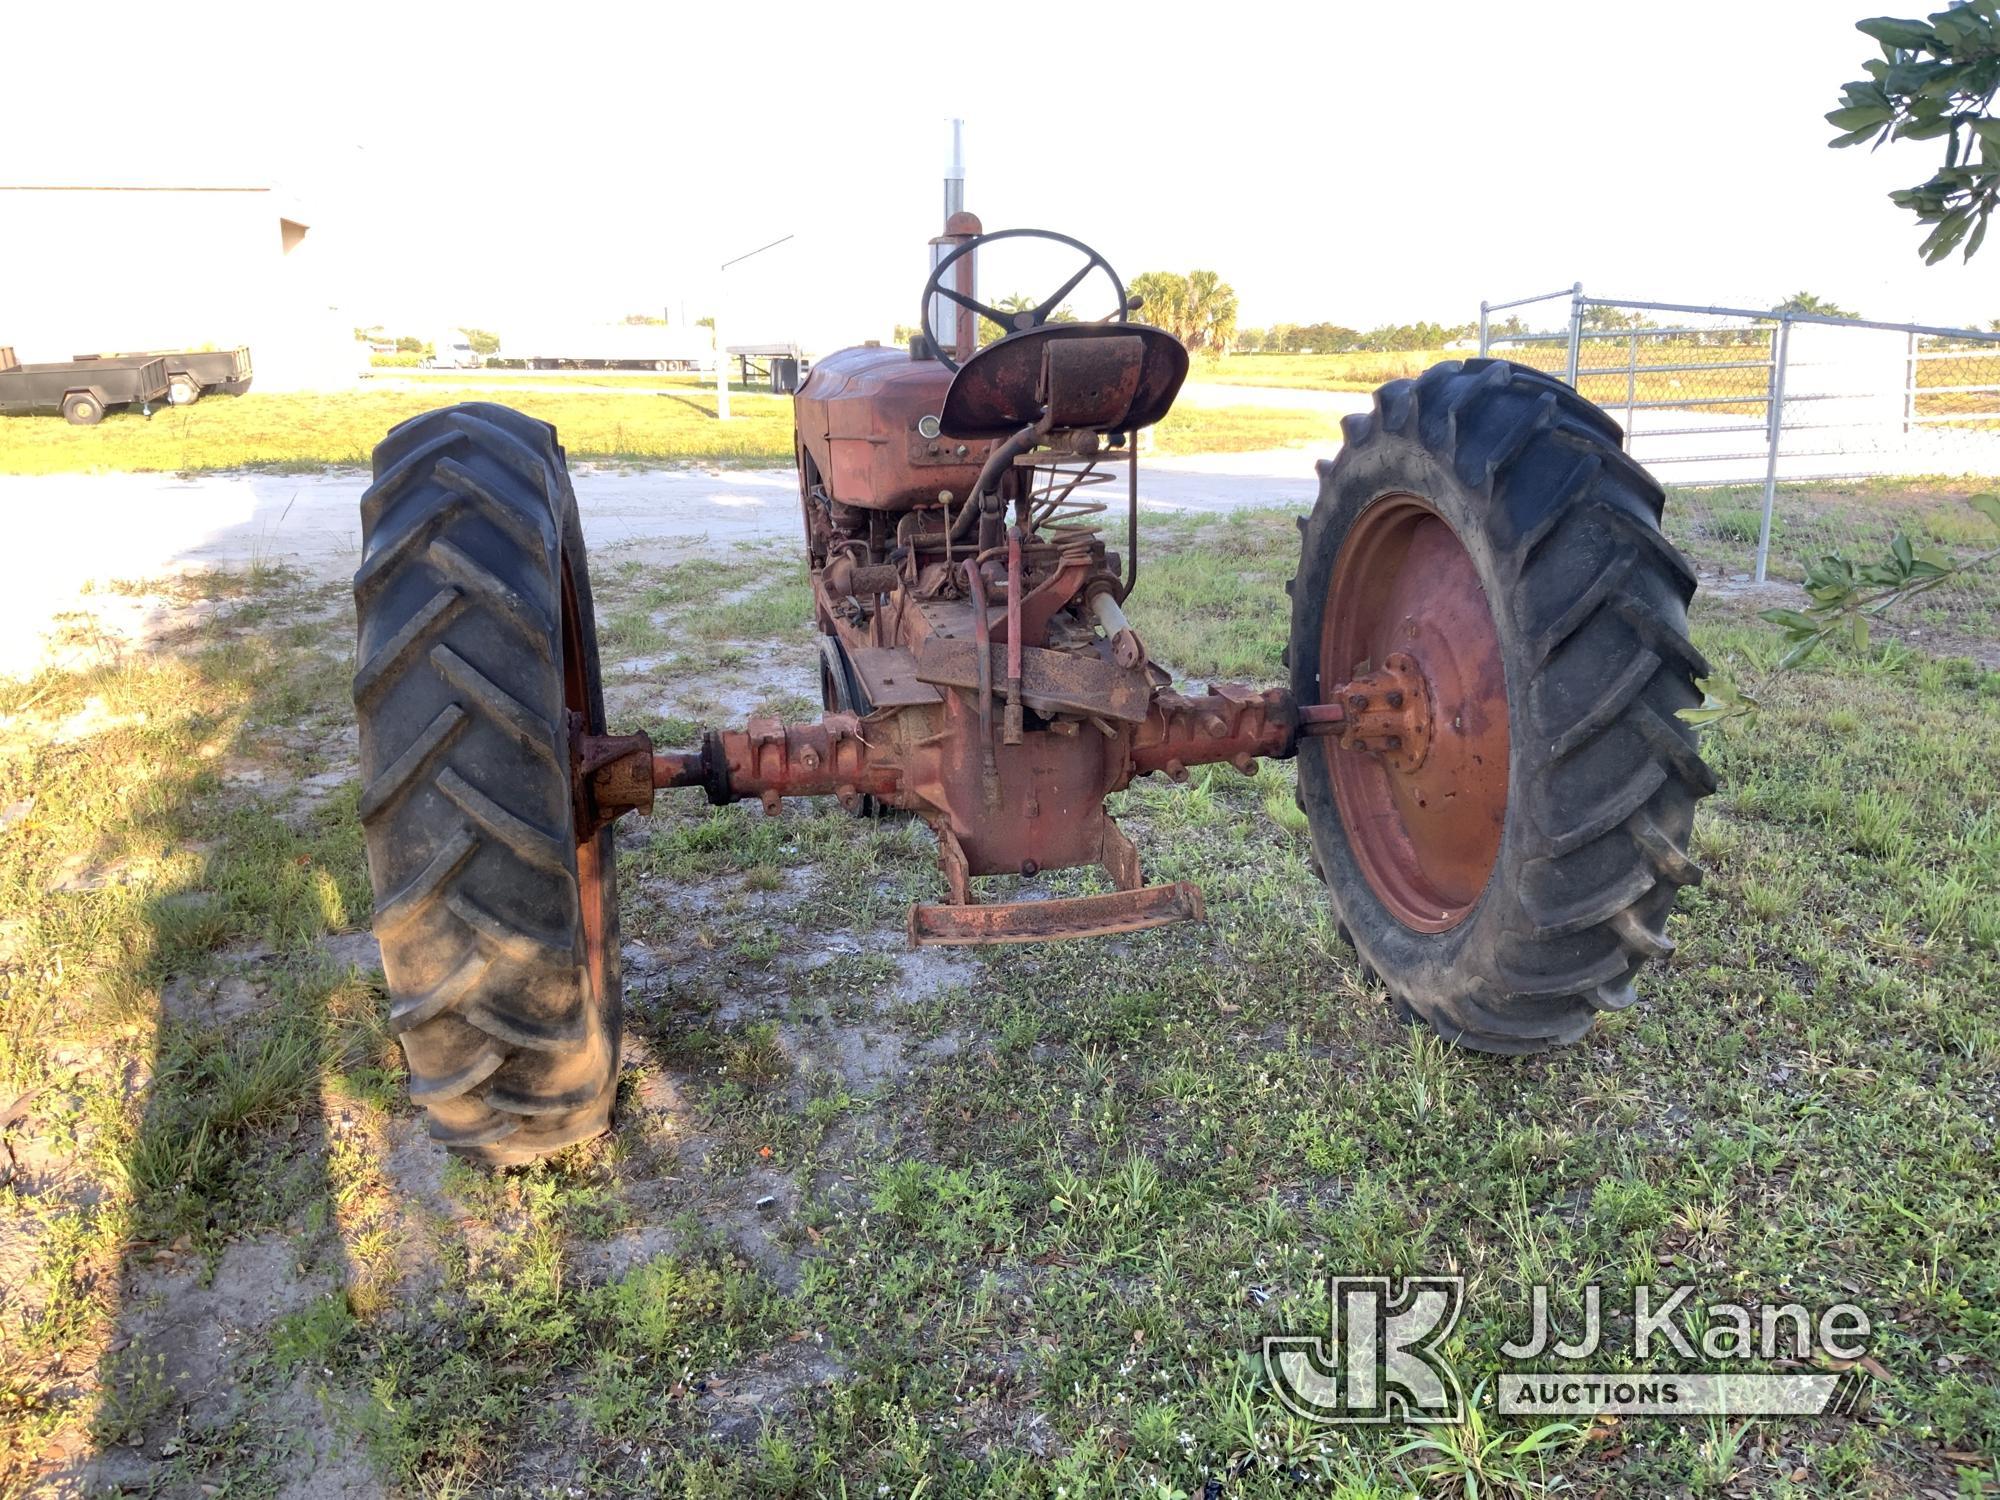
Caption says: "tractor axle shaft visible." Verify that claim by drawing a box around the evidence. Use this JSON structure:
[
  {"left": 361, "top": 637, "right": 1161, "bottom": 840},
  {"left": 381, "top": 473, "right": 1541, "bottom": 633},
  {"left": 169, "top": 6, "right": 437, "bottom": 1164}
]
[{"left": 584, "top": 677, "right": 1411, "bottom": 830}]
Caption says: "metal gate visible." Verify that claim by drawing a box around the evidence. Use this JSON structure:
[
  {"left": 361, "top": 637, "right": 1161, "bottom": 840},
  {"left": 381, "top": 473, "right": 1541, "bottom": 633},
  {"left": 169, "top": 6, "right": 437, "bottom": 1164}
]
[{"left": 1478, "top": 287, "right": 2000, "bottom": 583}]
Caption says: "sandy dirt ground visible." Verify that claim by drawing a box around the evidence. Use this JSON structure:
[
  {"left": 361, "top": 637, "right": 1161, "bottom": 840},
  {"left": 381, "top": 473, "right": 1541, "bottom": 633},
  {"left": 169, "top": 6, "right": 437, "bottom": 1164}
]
[
  {"left": 0, "top": 418, "right": 1345, "bottom": 1492},
  {"left": 0, "top": 474, "right": 1255, "bottom": 1493},
  {"left": 0, "top": 449, "right": 1330, "bottom": 679},
  {"left": 4, "top": 419, "right": 1989, "bottom": 1496},
  {"left": 0, "top": 519, "right": 954, "bottom": 1495}
]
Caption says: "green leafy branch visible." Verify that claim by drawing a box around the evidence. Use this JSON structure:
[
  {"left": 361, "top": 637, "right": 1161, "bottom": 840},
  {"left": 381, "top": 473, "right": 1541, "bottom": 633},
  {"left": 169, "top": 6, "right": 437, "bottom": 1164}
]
[
  {"left": 1828, "top": 4, "right": 2000, "bottom": 262},
  {"left": 1681, "top": 493, "right": 2000, "bottom": 728},
  {"left": 1680, "top": 672, "right": 1763, "bottom": 730}
]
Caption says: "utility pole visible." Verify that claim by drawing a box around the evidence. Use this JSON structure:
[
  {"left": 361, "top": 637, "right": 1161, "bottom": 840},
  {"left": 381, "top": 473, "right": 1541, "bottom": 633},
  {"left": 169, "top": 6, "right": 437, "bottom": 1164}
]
[
  {"left": 714, "top": 303, "right": 726, "bottom": 422},
  {"left": 715, "top": 233, "right": 795, "bottom": 422}
]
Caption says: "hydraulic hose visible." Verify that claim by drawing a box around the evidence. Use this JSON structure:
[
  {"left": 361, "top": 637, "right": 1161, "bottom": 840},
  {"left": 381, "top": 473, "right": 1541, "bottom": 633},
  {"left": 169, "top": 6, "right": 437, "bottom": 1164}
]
[{"left": 950, "top": 419, "right": 1043, "bottom": 542}]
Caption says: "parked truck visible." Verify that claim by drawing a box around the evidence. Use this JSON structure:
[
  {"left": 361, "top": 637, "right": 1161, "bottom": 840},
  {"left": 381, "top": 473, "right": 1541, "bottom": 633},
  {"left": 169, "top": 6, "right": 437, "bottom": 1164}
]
[
  {"left": 0, "top": 347, "right": 170, "bottom": 424},
  {"left": 425, "top": 334, "right": 483, "bottom": 369},
  {"left": 72, "top": 347, "right": 253, "bottom": 404}
]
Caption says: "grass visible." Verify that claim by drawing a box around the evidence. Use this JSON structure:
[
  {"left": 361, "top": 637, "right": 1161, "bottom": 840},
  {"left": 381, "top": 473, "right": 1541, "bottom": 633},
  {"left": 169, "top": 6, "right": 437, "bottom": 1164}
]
[
  {"left": 0, "top": 383, "right": 1343, "bottom": 476},
  {"left": 0, "top": 386, "right": 798, "bottom": 475},
  {"left": 1670, "top": 475, "right": 2000, "bottom": 646},
  {"left": 0, "top": 501, "right": 1996, "bottom": 1495},
  {"left": 1149, "top": 403, "right": 1344, "bottom": 455},
  {"left": 1552, "top": 340, "right": 2000, "bottom": 422},
  {"left": 1200, "top": 349, "right": 1469, "bottom": 391},
  {"left": 384, "top": 369, "right": 743, "bottom": 390},
  {"left": 1206, "top": 345, "right": 2000, "bottom": 424},
  {"left": 19, "top": 347, "right": 1989, "bottom": 478}
]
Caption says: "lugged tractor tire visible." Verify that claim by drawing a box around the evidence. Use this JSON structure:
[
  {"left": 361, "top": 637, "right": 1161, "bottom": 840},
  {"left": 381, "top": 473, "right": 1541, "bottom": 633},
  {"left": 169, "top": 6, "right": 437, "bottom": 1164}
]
[
  {"left": 1290, "top": 359, "right": 1715, "bottom": 1053},
  {"left": 351, "top": 402, "right": 621, "bottom": 1163}
]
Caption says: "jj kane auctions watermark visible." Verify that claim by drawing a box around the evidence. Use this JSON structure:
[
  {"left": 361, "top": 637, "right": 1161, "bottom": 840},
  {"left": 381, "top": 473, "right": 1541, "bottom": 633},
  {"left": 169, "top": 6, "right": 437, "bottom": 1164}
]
[{"left": 1264, "top": 1276, "right": 1874, "bottom": 1423}]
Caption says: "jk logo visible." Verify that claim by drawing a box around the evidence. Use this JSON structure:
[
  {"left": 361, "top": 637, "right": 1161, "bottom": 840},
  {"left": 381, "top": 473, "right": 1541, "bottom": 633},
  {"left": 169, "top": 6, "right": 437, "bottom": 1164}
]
[{"left": 1264, "top": 1275, "right": 1465, "bottom": 1424}]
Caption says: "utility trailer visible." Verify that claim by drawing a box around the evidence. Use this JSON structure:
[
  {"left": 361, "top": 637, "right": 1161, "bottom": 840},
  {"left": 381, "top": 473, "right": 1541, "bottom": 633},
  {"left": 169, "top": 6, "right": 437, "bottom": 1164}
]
[
  {"left": 72, "top": 346, "right": 253, "bottom": 404},
  {"left": 725, "top": 342, "right": 808, "bottom": 392},
  {"left": 0, "top": 347, "right": 169, "bottom": 424}
]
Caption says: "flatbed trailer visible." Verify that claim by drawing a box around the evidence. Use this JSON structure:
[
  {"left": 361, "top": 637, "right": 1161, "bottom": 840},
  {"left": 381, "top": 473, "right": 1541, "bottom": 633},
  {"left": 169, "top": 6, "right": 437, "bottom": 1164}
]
[
  {"left": 0, "top": 347, "right": 169, "bottom": 424},
  {"left": 72, "top": 346, "right": 253, "bottom": 404}
]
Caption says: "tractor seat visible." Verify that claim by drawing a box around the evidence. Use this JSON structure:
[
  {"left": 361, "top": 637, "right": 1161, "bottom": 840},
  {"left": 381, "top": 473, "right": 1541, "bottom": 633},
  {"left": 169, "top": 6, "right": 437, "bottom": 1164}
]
[{"left": 939, "top": 322, "right": 1188, "bottom": 439}]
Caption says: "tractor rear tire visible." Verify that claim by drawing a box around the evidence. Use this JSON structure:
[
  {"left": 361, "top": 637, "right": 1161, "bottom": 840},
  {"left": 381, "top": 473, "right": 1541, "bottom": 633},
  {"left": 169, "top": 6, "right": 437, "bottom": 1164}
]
[
  {"left": 352, "top": 402, "right": 621, "bottom": 1163},
  {"left": 1290, "top": 359, "right": 1714, "bottom": 1053}
]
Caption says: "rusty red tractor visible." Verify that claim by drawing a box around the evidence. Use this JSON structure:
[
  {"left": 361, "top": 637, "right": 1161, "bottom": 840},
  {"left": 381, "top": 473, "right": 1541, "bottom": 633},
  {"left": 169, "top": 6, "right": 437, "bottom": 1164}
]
[{"left": 351, "top": 214, "right": 1715, "bottom": 1163}]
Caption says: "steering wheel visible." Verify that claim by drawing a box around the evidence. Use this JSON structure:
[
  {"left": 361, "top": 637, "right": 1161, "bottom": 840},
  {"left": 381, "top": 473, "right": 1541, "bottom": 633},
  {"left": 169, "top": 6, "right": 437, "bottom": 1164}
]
[{"left": 920, "top": 228, "right": 1129, "bottom": 373}]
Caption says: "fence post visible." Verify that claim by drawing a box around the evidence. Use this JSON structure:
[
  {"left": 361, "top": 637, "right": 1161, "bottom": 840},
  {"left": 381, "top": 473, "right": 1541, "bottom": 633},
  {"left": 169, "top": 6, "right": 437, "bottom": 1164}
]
[
  {"left": 1903, "top": 330, "right": 1917, "bottom": 437},
  {"left": 1564, "top": 283, "right": 1584, "bottom": 387},
  {"left": 1478, "top": 300, "right": 1490, "bottom": 357},
  {"left": 1754, "top": 316, "right": 1791, "bottom": 585},
  {"left": 1624, "top": 331, "right": 1639, "bottom": 449}
]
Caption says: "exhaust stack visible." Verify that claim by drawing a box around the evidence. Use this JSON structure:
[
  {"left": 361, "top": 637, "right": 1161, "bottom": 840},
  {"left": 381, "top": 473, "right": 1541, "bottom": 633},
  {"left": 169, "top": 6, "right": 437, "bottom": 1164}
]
[
  {"left": 928, "top": 119, "right": 980, "bottom": 360},
  {"left": 944, "top": 117, "right": 965, "bottom": 225}
]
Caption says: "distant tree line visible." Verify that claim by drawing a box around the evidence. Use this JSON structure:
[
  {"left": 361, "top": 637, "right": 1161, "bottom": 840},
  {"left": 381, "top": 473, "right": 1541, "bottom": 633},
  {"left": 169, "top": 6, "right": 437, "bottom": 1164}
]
[
  {"left": 1234, "top": 320, "right": 1476, "bottom": 354},
  {"left": 354, "top": 326, "right": 428, "bottom": 353},
  {"left": 350, "top": 326, "right": 499, "bottom": 356},
  {"left": 875, "top": 244, "right": 2000, "bottom": 360}
]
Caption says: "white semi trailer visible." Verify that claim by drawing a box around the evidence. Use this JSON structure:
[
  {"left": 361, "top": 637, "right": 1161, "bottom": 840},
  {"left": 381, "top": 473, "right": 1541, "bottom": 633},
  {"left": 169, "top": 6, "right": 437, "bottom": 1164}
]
[{"left": 499, "top": 324, "right": 713, "bottom": 372}]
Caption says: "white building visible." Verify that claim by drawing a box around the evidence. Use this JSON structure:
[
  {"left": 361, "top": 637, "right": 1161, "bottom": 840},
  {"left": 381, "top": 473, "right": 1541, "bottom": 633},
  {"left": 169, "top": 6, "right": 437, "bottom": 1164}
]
[{"left": 0, "top": 180, "right": 353, "bottom": 389}]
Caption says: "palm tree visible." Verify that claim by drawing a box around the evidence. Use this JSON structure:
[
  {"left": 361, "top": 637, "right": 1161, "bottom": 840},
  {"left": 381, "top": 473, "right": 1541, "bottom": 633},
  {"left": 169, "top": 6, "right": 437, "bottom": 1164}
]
[
  {"left": 1773, "top": 291, "right": 1860, "bottom": 320},
  {"left": 978, "top": 292, "right": 1079, "bottom": 346},
  {"left": 1129, "top": 270, "right": 1238, "bottom": 355},
  {"left": 1181, "top": 270, "right": 1239, "bottom": 356}
]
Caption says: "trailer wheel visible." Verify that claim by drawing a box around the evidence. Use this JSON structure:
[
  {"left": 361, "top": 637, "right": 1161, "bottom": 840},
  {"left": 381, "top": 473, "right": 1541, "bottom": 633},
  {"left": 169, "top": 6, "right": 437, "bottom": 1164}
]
[
  {"left": 167, "top": 374, "right": 202, "bottom": 406},
  {"left": 61, "top": 393, "right": 102, "bottom": 426},
  {"left": 220, "top": 378, "right": 253, "bottom": 396},
  {"left": 1290, "top": 359, "right": 1714, "bottom": 1053},
  {"left": 352, "top": 402, "right": 621, "bottom": 1163}
]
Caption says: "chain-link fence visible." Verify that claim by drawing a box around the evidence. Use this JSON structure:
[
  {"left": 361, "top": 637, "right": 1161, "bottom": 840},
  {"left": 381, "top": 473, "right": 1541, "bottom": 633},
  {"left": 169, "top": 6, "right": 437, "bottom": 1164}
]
[{"left": 1479, "top": 287, "right": 2000, "bottom": 649}]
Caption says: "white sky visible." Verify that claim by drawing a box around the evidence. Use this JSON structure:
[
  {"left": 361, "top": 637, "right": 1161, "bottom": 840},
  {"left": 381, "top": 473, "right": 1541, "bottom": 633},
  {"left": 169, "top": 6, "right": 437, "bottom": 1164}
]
[{"left": 10, "top": 0, "right": 1995, "bottom": 351}]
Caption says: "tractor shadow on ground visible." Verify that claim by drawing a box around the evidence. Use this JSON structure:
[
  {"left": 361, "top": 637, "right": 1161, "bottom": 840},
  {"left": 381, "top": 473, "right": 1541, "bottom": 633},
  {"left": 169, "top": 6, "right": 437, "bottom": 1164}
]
[
  {"left": 21, "top": 548, "right": 899, "bottom": 1490},
  {"left": 0, "top": 584, "right": 407, "bottom": 1494}
]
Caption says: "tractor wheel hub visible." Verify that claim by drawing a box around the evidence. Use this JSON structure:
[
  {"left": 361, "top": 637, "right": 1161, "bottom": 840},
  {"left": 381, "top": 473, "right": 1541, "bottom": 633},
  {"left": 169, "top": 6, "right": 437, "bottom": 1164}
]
[{"left": 1335, "top": 652, "right": 1432, "bottom": 772}]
